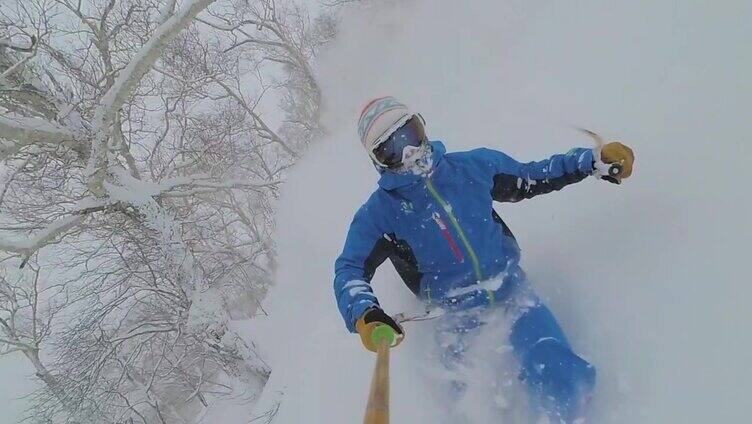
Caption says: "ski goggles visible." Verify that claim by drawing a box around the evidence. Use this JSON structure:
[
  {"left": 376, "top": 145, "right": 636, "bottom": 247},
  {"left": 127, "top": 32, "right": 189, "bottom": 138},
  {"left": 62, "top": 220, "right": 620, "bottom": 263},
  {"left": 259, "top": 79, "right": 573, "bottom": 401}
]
[{"left": 371, "top": 115, "right": 427, "bottom": 169}]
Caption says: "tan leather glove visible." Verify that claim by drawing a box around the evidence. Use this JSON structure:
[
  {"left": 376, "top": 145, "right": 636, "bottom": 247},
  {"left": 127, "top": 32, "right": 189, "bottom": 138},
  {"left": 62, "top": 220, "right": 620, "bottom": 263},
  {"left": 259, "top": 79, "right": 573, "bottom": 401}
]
[
  {"left": 356, "top": 307, "right": 405, "bottom": 352},
  {"left": 598, "top": 142, "right": 635, "bottom": 184}
]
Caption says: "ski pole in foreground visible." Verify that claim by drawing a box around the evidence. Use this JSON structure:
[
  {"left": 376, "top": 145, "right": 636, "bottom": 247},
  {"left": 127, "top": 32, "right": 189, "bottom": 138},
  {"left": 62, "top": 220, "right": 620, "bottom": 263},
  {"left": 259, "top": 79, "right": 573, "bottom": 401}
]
[
  {"left": 577, "top": 128, "right": 625, "bottom": 181},
  {"left": 363, "top": 325, "right": 397, "bottom": 424}
]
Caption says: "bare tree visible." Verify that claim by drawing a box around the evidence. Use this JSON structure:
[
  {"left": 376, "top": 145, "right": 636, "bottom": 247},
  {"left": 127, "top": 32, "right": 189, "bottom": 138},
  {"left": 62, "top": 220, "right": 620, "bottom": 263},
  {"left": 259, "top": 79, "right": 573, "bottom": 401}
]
[
  {"left": 0, "top": 0, "right": 334, "bottom": 422},
  {"left": 0, "top": 264, "right": 65, "bottom": 394}
]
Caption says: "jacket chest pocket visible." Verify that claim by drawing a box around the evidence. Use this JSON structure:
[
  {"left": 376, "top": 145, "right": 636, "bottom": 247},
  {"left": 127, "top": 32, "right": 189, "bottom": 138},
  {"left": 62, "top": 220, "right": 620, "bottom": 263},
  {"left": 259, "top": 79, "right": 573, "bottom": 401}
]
[
  {"left": 430, "top": 211, "right": 465, "bottom": 263},
  {"left": 394, "top": 205, "right": 467, "bottom": 272}
]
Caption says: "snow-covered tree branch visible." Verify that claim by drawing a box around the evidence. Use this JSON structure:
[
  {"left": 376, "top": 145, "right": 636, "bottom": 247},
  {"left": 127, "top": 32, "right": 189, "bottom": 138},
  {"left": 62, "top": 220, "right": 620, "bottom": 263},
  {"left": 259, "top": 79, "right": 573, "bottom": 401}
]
[
  {"left": 0, "top": 115, "right": 76, "bottom": 145},
  {"left": 0, "top": 214, "right": 84, "bottom": 255},
  {"left": 88, "top": 0, "right": 216, "bottom": 196}
]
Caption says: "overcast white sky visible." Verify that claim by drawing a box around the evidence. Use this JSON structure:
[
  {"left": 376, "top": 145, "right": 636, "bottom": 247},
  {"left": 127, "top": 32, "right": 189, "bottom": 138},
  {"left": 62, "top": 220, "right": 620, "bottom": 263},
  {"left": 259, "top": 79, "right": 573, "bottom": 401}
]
[{"left": 0, "top": 352, "right": 35, "bottom": 422}]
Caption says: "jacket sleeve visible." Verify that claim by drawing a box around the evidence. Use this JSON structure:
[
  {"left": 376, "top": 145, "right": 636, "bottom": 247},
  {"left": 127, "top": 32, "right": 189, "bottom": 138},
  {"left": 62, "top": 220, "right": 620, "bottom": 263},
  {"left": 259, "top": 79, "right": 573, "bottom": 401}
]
[
  {"left": 478, "top": 147, "right": 595, "bottom": 202},
  {"left": 334, "top": 198, "right": 391, "bottom": 333}
]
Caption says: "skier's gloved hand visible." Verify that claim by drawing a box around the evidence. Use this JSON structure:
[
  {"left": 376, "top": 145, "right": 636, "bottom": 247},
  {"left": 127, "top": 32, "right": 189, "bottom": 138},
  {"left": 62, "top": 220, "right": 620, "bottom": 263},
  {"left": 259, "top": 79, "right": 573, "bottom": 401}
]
[
  {"left": 595, "top": 141, "right": 635, "bottom": 184},
  {"left": 356, "top": 307, "right": 405, "bottom": 352}
]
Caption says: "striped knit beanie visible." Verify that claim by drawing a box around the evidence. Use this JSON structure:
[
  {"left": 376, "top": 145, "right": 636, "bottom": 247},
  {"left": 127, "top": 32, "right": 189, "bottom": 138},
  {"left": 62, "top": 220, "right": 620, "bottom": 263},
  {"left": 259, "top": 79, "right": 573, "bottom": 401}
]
[{"left": 357, "top": 97, "right": 414, "bottom": 152}]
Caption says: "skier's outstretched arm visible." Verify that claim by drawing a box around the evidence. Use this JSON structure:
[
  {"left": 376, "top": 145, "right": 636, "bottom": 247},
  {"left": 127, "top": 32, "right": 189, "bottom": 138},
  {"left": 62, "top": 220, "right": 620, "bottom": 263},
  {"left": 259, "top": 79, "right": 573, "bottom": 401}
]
[
  {"left": 481, "top": 142, "right": 633, "bottom": 202},
  {"left": 490, "top": 147, "right": 594, "bottom": 202},
  {"left": 334, "top": 201, "right": 391, "bottom": 333}
]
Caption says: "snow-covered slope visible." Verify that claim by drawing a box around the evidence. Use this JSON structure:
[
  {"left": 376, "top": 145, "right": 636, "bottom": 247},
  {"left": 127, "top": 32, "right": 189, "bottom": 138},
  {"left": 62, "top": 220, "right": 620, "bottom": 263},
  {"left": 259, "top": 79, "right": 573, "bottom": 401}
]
[{"left": 251, "top": 1, "right": 752, "bottom": 423}]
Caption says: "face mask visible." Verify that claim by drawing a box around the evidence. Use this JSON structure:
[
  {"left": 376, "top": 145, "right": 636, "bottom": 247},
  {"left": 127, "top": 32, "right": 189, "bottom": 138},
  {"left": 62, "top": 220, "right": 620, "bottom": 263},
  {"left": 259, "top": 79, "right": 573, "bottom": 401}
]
[{"left": 396, "top": 142, "right": 434, "bottom": 177}]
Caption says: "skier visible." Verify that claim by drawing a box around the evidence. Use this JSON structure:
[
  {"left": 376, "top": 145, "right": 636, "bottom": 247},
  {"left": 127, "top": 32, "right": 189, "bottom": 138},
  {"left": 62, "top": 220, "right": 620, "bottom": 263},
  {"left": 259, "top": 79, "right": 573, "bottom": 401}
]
[{"left": 334, "top": 97, "right": 634, "bottom": 423}]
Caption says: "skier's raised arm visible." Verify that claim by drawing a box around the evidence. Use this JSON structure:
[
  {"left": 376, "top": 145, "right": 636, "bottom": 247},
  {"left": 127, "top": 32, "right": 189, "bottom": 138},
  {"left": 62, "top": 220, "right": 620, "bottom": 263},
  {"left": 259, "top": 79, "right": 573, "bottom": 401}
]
[{"left": 479, "top": 142, "right": 634, "bottom": 203}]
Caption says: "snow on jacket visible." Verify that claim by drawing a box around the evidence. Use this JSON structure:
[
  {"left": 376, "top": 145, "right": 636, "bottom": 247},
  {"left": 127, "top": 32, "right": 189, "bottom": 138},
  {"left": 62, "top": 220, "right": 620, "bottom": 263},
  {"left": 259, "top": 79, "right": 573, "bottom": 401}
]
[{"left": 334, "top": 141, "right": 595, "bottom": 332}]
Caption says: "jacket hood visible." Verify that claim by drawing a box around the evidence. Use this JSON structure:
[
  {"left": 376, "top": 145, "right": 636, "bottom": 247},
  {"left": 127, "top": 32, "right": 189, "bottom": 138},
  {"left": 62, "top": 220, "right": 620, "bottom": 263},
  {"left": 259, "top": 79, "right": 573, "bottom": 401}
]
[{"left": 377, "top": 140, "right": 446, "bottom": 191}]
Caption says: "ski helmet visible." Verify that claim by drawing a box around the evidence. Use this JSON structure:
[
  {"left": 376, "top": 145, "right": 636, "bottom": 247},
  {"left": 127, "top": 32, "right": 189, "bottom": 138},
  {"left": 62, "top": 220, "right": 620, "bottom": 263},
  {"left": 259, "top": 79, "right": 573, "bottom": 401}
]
[{"left": 357, "top": 96, "right": 427, "bottom": 169}]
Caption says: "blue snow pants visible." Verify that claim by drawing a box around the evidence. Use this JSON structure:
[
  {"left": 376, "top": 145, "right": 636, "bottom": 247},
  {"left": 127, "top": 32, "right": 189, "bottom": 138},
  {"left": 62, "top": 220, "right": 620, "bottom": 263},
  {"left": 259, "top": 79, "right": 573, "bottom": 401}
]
[{"left": 434, "top": 275, "right": 596, "bottom": 423}]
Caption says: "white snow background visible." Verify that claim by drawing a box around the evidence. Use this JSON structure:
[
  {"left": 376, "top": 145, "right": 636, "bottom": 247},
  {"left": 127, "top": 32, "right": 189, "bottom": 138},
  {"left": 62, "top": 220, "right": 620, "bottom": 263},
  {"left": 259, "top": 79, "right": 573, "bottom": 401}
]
[{"left": 248, "top": 1, "right": 752, "bottom": 423}]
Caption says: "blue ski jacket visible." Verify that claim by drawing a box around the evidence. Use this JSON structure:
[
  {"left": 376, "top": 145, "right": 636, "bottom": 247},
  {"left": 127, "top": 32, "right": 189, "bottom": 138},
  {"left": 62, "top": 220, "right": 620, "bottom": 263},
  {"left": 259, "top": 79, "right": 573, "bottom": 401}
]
[{"left": 334, "top": 141, "right": 595, "bottom": 332}]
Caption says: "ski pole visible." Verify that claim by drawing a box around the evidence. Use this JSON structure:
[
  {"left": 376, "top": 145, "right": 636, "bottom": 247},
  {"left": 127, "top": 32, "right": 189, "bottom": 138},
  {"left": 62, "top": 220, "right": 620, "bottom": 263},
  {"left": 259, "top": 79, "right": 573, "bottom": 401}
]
[
  {"left": 363, "top": 325, "right": 397, "bottom": 424},
  {"left": 394, "top": 307, "right": 444, "bottom": 324},
  {"left": 576, "top": 127, "right": 624, "bottom": 179}
]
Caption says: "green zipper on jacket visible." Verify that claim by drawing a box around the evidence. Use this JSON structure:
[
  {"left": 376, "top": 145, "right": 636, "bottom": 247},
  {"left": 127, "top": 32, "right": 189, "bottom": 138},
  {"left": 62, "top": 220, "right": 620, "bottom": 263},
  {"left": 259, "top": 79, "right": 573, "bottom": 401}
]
[{"left": 425, "top": 179, "right": 483, "bottom": 282}]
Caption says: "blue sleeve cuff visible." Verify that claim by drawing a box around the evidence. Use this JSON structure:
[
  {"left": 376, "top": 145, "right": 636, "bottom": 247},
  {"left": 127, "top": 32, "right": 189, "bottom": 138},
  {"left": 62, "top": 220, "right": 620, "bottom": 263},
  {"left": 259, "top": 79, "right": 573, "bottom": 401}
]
[
  {"left": 348, "top": 299, "right": 378, "bottom": 333},
  {"left": 576, "top": 148, "right": 595, "bottom": 174}
]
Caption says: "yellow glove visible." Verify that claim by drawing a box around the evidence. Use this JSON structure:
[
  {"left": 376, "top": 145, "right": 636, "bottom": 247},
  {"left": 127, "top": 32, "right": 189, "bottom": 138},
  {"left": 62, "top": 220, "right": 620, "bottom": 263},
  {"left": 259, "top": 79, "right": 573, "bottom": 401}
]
[
  {"left": 598, "top": 142, "right": 635, "bottom": 184},
  {"left": 356, "top": 307, "right": 405, "bottom": 352}
]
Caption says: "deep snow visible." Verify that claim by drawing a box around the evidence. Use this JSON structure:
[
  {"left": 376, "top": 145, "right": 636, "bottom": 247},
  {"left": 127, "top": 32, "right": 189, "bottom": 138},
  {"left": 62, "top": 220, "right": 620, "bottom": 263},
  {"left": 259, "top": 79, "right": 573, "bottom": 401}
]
[{"left": 250, "top": 1, "right": 752, "bottom": 423}]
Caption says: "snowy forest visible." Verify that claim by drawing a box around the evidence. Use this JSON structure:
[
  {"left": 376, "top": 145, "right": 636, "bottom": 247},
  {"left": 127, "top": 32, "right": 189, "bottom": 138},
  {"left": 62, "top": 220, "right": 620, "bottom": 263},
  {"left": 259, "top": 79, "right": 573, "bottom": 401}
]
[
  {"left": 1, "top": 0, "right": 751, "bottom": 423},
  {"left": 0, "top": 0, "right": 330, "bottom": 421}
]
